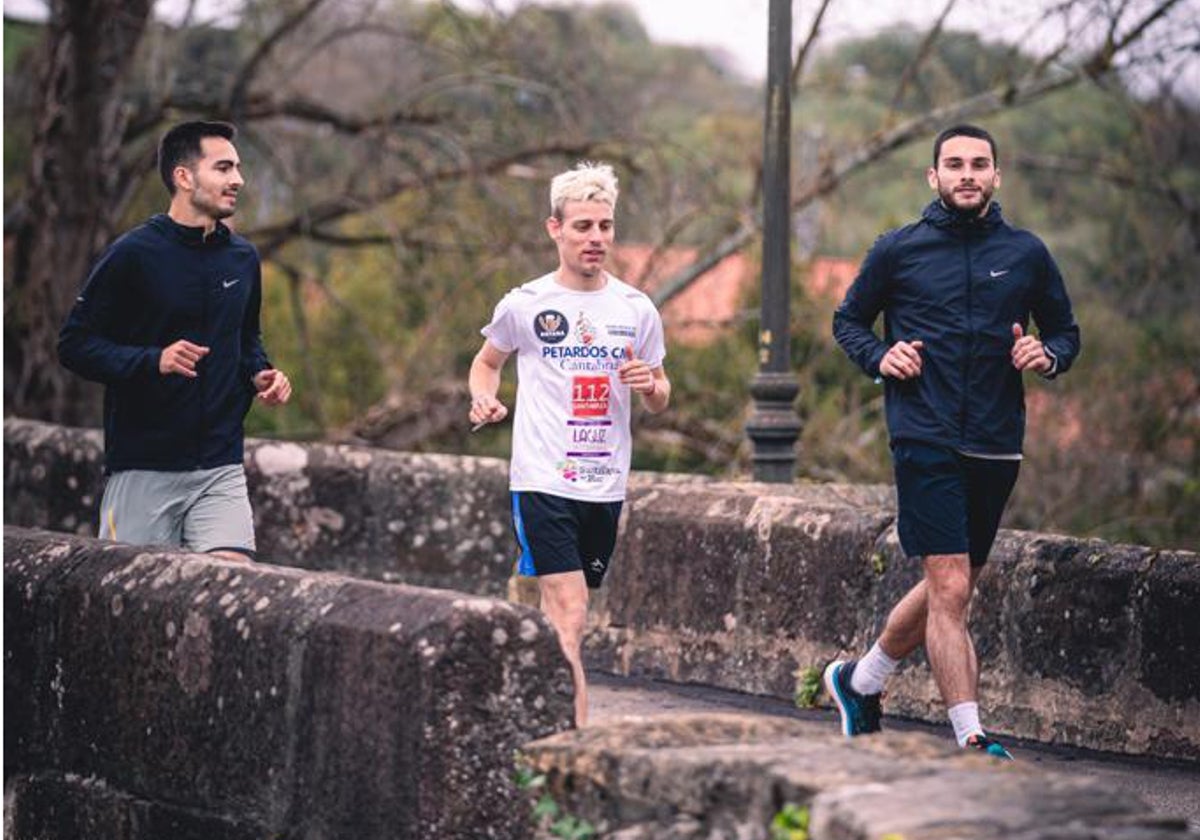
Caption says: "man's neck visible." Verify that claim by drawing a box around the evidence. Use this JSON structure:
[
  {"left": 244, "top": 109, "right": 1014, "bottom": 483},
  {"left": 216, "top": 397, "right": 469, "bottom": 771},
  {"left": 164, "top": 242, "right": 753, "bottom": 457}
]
[
  {"left": 554, "top": 267, "right": 607, "bottom": 292},
  {"left": 168, "top": 203, "right": 218, "bottom": 236},
  {"left": 939, "top": 198, "right": 992, "bottom": 219}
]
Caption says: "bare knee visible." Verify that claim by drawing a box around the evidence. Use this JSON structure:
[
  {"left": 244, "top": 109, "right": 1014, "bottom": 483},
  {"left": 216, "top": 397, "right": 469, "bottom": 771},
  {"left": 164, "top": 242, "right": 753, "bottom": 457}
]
[
  {"left": 924, "top": 554, "right": 972, "bottom": 618},
  {"left": 548, "top": 602, "right": 587, "bottom": 646},
  {"left": 208, "top": 549, "right": 254, "bottom": 563},
  {"left": 539, "top": 576, "right": 589, "bottom": 652}
]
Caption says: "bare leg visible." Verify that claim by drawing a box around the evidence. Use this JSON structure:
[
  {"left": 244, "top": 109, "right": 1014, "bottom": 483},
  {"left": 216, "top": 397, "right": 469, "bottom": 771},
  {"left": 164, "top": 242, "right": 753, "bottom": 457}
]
[
  {"left": 209, "top": 549, "right": 253, "bottom": 563},
  {"left": 538, "top": 571, "right": 590, "bottom": 727},
  {"left": 877, "top": 566, "right": 981, "bottom": 661},
  {"left": 922, "top": 553, "right": 977, "bottom": 706}
]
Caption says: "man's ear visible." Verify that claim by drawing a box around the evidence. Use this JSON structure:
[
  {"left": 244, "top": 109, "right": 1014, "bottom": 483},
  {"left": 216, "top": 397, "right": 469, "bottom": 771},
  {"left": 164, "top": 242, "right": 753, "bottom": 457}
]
[
  {"left": 926, "top": 167, "right": 938, "bottom": 191},
  {"left": 545, "top": 215, "right": 561, "bottom": 241},
  {"left": 173, "top": 165, "right": 194, "bottom": 193}
]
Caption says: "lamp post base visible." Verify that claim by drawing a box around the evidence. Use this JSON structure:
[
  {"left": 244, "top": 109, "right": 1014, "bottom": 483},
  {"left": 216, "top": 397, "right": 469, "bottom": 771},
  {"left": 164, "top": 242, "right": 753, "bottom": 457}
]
[{"left": 745, "top": 371, "right": 802, "bottom": 483}]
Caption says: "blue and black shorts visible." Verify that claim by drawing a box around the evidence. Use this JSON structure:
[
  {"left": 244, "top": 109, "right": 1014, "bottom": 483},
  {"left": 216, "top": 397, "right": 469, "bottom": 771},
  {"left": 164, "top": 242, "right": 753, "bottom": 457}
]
[
  {"left": 892, "top": 440, "right": 1020, "bottom": 567},
  {"left": 511, "top": 491, "right": 623, "bottom": 589}
]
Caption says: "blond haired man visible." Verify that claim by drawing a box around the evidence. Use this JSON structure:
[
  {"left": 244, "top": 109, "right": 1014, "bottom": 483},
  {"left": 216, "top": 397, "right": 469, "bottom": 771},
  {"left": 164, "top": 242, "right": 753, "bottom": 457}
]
[{"left": 469, "top": 162, "right": 670, "bottom": 726}]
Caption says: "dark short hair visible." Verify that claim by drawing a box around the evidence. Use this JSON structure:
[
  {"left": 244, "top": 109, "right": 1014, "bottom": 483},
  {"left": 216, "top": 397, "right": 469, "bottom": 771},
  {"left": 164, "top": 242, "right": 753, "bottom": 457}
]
[
  {"left": 932, "top": 124, "right": 998, "bottom": 167},
  {"left": 158, "top": 121, "right": 237, "bottom": 195}
]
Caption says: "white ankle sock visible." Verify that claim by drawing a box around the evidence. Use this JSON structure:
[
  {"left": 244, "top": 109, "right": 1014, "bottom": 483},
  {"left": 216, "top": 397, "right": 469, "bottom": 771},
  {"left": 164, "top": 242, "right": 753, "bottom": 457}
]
[
  {"left": 849, "top": 642, "right": 900, "bottom": 695},
  {"left": 948, "top": 701, "right": 984, "bottom": 746}
]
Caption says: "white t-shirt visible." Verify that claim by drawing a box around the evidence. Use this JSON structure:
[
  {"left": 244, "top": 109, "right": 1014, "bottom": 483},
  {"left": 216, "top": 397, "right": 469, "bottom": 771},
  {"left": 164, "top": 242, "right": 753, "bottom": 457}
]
[{"left": 482, "top": 272, "right": 667, "bottom": 502}]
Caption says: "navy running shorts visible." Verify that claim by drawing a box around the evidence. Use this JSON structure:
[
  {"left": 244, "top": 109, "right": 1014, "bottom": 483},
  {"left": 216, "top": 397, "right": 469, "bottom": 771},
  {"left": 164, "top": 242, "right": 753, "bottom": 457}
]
[
  {"left": 511, "top": 491, "right": 623, "bottom": 589},
  {"left": 891, "top": 440, "right": 1020, "bottom": 566}
]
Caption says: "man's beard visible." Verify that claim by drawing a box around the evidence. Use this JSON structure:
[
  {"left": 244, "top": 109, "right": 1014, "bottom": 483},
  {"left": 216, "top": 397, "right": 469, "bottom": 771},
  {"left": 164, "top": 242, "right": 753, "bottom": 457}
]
[
  {"left": 191, "top": 191, "right": 236, "bottom": 221},
  {"left": 939, "top": 182, "right": 993, "bottom": 216}
]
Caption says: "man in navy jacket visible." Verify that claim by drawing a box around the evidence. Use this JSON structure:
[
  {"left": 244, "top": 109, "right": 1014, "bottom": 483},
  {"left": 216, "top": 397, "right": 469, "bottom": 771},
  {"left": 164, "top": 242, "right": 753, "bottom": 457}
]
[
  {"left": 59, "top": 120, "right": 291, "bottom": 561},
  {"left": 826, "top": 124, "right": 1080, "bottom": 759}
]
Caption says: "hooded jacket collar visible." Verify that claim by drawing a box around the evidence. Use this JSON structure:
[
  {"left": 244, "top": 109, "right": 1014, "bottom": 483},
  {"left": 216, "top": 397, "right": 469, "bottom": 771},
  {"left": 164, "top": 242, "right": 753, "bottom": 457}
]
[
  {"left": 150, "top": 213, "right": 232, "bottom": 248},
  {"left": 922, "top": 199, "right": 1004, "bottom": 233}
]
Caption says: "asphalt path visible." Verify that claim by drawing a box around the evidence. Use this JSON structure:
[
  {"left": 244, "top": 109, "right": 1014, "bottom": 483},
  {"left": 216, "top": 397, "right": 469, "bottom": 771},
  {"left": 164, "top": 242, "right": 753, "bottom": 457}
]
[{"left": 589, "top": 671, "right": 1200, "bottom": 831}]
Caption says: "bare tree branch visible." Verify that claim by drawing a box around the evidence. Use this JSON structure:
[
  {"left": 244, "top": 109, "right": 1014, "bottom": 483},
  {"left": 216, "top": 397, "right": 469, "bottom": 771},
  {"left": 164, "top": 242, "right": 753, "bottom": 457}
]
[
  {"left": 1013, "top": 151, "right": 1198, "bottom": 218},
  {"left": 228, "top": 0, "right": 329, "bottom": 116},
  {"left": 247, "top": 139, "right": 612, "bottom": 258},
  {"left": 889, "top": 0, "right": 958, "bottom": 112},
  {"left": 790, "top": 0, "right": 834, "bottom": 90},
  {"left": 651, "top": 0, "right": 1183, "bottom": 309}
]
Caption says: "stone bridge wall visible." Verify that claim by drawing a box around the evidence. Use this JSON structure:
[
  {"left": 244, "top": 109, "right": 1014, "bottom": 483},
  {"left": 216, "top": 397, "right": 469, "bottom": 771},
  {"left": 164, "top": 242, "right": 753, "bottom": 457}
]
[
  {"left": 3, "top": 526, "right": 573, "bottom": 840},
  {"left": 5, "top": 419, "right": 1197, "bottom": 761}
]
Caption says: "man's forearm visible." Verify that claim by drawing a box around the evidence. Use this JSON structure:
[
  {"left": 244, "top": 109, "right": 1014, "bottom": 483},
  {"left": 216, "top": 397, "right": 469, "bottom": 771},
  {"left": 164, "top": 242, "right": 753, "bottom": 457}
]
[
  {"left": 468, "top": 359, "right": 502, "bottom": 400},
  {"left": 640, "top": 376, "right": 671, "bottom": 414}
]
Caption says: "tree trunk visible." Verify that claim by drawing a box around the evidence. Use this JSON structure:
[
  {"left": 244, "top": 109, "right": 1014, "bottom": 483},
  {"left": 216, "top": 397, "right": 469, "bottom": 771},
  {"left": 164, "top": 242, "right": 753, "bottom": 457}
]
[{"left": 4, "top": 0, "right": 152, "bottom": 424}]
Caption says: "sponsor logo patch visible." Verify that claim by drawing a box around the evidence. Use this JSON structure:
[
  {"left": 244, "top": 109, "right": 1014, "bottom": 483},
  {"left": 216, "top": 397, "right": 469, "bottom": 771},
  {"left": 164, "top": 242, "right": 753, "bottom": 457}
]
[{"left": 534, "top": 310, "right": 568, "bottom": 344}]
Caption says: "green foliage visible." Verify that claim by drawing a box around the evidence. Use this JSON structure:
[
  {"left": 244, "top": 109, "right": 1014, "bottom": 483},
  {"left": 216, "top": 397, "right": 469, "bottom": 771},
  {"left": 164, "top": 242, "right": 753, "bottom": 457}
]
[
  {"left": 513, "top": 754, "right": 597, "bottom": 839},
  {"left": 793, "top": 666, "right": 823, "bottom": 709},
  {"left": 770, "top": 802, "right": 810, "bottom": 840},
  {"left": 549, "top": 815, "right": 598, "bottom": 839}
]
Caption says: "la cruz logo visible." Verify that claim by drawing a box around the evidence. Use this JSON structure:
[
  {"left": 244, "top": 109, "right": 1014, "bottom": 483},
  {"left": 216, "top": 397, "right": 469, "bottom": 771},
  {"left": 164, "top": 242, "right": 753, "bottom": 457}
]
[
  {"left": 575, "top": 311, "right": 597, "bottom": 345},
  {"left": 534, "top": 310, "right": 568, "bottom": 344}
]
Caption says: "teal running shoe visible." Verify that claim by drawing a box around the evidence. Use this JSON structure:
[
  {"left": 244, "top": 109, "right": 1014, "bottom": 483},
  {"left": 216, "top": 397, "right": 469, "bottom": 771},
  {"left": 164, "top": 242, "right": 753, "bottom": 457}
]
[
  {"left": 823, "top": 659, "right": 883, "bottom": 737},
  {"left": 967, "top": 733, "right": 1014, "bottom": 760}
]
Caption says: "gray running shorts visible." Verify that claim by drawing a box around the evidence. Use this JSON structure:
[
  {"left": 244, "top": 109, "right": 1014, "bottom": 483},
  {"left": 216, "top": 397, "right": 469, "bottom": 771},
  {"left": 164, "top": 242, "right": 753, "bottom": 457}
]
[{"left": 99, "top": 464, "right": 256, "bottom": 558}]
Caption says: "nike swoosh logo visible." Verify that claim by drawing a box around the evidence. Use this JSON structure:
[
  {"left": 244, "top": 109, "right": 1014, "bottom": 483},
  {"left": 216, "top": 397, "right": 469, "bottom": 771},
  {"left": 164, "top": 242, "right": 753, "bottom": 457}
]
[
  {"left": 222, "top": 278, "right": 240, "bottom": 288},
  {"left": 989, "top": 269, "right": 1009, "bottom": 278}
]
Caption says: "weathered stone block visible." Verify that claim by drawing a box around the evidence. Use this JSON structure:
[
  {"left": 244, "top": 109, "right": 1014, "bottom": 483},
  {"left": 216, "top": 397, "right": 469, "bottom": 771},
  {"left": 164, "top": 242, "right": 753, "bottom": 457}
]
[
  {"left": 1012, "top": 536, "right": 1150, "bottom": 696},
  {"left": 5, "top": 774, "right": 262, "bottom": 840},
  {"left": 247, "top": 441, "right": 516, "bottom": 596},
  {"left": 524, "top": 715, "right": 1189, "bottom": 840},
  {"left": 2, "top": 420, "right": 103, "bottom": 534},
  {"left": 737, "top": 499, "right": 891, "bottom": 647},
  {"left": 5, "top": 527, "right": 573, "bottom": 840},
  {"left": 606, "top": 485, "right": 755, "bottom": 634},
  {"left": 1136, "top": 549, "right": 1200, "bottom": 704}
]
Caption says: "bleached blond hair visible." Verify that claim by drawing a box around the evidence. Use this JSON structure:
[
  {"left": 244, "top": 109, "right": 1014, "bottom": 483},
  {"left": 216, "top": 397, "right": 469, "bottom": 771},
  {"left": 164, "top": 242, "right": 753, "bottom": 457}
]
[{"left": 549, "top": 161, "right": 619, "bottom": 219}]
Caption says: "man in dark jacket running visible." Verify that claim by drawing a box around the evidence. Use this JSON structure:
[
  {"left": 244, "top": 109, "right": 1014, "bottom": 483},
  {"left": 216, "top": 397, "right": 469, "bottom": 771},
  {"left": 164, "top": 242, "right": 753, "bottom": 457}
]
[
  {"left": 827, "top": 124, "right": 1080, "bottom": 759},
  {"left": 59, "top": 120, "right": 291, "bottom": 561}
]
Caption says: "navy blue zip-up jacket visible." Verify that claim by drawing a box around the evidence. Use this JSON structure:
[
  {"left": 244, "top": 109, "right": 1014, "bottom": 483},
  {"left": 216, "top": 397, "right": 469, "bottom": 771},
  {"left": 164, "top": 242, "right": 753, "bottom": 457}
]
[
  {"left": 58, "top": 214, "right": 272, "bottom": 473},
  {"left": 833, "top": 200, "right": 1080, "bottom": 455}
]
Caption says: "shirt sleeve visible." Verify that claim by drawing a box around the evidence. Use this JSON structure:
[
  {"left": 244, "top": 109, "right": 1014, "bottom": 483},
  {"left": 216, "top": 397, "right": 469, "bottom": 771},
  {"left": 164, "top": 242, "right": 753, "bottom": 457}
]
[
  {"left": 1030, "top": 244, "right": 1080, "bottom": 379},
  {"left": 481, "top": 292, "right": 520, "bottom": 354},
  {"left": 832, "top": 234, "right": 894, "bottom": 379},
  {"left": 639, "top": 301, "right": 667, "bottom": 369},
  {"left": 57, "top": 242, "right": 162, "bottom": 384},
  {"left": 239, "top": 257, "right": 273, "bottom": 389}
]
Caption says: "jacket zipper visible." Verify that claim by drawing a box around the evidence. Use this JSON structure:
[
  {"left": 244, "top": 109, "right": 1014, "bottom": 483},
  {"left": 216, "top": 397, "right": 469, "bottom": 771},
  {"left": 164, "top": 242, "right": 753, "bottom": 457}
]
[
  {"left": 960, "top": 237, "right": 973, "bottom": 447},
  {"left": 196, "top": 247, "right": 210, "bottom": 468}
]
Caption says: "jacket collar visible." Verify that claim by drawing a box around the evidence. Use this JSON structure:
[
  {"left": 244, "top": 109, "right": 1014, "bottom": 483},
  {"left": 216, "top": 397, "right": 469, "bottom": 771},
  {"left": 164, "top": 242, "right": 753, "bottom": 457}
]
[
  {"left": 922, "top": 199, "right": 1004, "bottom": 233},
  {"left": 150, "top": 213, "right": 232, "bottom": 248}
]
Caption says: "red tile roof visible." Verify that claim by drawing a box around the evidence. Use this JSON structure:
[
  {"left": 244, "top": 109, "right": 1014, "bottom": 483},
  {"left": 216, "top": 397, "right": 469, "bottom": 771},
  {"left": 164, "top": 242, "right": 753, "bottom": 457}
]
[{"left": 611, "top": 245, "right": 861, "bottom": 345}]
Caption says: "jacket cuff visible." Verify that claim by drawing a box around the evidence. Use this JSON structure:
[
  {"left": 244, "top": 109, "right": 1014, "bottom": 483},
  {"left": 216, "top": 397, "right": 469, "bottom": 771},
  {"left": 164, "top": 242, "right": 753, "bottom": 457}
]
[
  {"left": 1039, "top": 347, "right": 1059, "bottom": 380},
  {"left": 868, "top": 346, "right": 888, "bottom": 381}
]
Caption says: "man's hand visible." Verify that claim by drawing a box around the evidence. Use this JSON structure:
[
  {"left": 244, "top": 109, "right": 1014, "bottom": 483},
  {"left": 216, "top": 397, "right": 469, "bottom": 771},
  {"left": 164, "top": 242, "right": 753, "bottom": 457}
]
[
  {"left": 468, "top": 394, "right": 508, "bottom": 429},
  {"left": 617, "top": 343, "right": 655, "bottom": 395},
  {"left": 159, "top": 340, "right": 210, "bottom": 378},
  {"left": 1011, "top": 323, "right": 1051, "bottom": 373},
  {"left": 879, "top": 340, "right": 924, "bottom": 380},
  {"left": 254, "top": 368, "right": 292, "bottom": 405}
]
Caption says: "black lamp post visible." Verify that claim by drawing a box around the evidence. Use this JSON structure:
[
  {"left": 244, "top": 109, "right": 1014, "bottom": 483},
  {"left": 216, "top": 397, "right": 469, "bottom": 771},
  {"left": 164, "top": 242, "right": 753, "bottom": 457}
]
[{"left": 745, "top": 0, "right": 802, "bottom": 482}]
